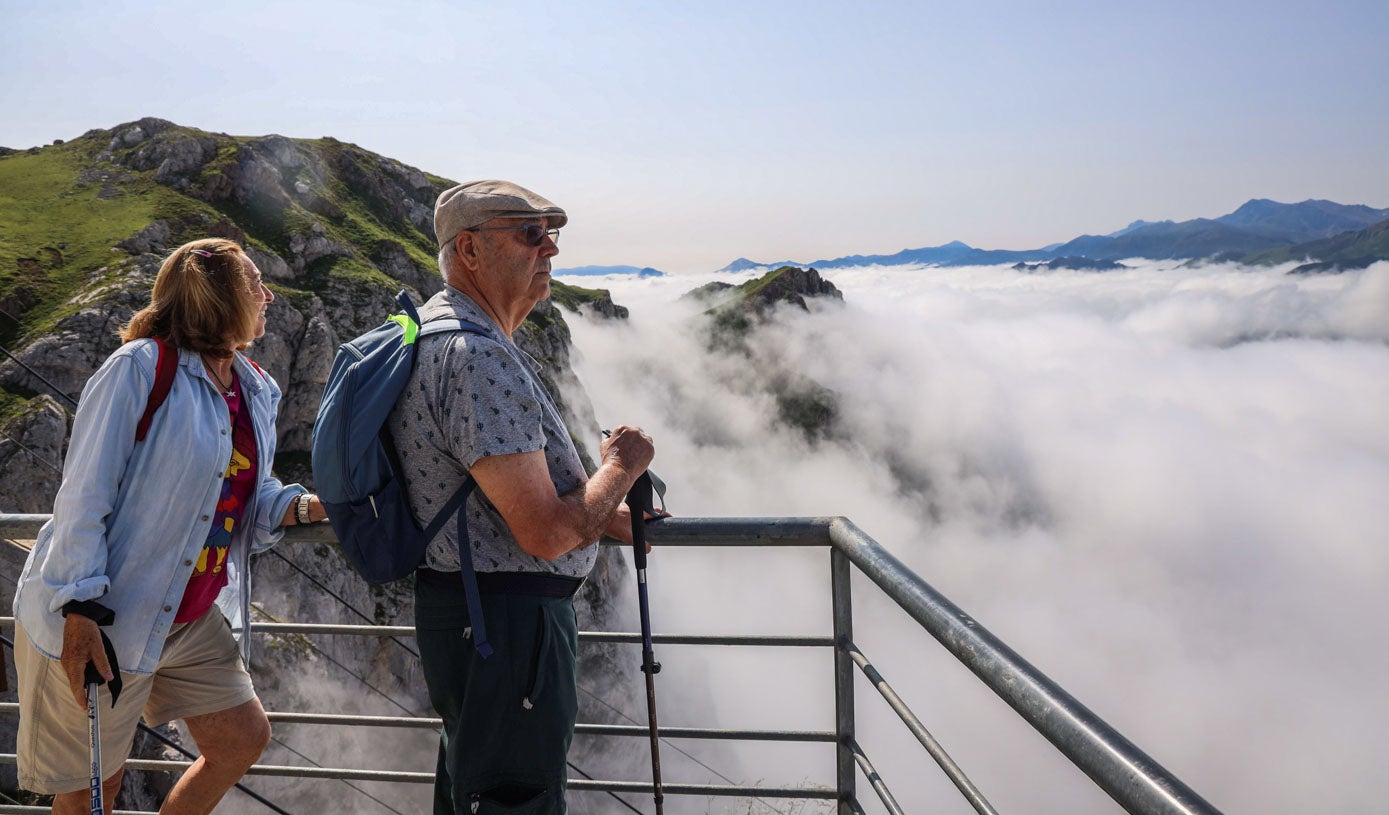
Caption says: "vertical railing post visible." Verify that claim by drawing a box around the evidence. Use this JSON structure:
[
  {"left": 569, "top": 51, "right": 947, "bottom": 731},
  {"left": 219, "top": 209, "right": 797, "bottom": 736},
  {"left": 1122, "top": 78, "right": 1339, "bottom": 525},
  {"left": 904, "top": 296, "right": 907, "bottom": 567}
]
[{"left": 831, "top": 547, "right": 857, "bottom": 813}]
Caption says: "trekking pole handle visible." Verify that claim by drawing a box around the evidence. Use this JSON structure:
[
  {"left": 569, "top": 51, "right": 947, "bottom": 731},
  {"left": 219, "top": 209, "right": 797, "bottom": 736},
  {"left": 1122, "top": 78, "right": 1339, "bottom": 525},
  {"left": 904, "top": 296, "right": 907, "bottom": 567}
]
[{"left": 626, "top": 472, "right": 653, "bottom": 571}]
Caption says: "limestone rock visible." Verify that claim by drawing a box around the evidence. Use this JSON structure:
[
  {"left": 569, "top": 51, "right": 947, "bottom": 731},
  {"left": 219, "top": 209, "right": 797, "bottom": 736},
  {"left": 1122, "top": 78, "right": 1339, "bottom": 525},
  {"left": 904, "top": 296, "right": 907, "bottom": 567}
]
[
  {"left": 277, "top": 313, "right": 337, "bottom": 453},
  {"left": 246, "top": 246, "right": 295, "bottom": 283},
  {"left": 373, "top": 240, "right": 441, "bottom": 297},
  {"left": 117, "top": 220, "right": 173, "bottom": 255},
  {"left": 0, "top": 397, "right": 68, "bottom": 512},
  {"left": 286, "top": 230, "right": 355, "bottom": 270}
]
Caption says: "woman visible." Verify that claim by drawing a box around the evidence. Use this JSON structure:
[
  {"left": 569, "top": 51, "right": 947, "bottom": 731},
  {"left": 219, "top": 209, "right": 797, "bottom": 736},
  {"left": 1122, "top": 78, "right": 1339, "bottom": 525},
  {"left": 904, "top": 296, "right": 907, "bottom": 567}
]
[{"left": 11, "top": 238, "right": 327, "bottom": 814}]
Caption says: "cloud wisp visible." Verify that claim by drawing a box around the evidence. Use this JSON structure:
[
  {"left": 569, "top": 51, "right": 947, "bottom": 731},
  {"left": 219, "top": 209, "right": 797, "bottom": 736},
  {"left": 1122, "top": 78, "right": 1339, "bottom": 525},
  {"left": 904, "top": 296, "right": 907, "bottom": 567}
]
[{"left": 564, "top": 261, "right": 1389, "bottom": 814}]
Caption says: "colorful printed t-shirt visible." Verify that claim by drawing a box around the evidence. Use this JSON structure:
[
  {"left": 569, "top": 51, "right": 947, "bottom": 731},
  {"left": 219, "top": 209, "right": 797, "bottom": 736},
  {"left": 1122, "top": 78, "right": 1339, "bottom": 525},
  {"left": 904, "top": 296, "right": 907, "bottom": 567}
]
[{"left": 176, "top": 374, "right": 258, "bottom": 622}]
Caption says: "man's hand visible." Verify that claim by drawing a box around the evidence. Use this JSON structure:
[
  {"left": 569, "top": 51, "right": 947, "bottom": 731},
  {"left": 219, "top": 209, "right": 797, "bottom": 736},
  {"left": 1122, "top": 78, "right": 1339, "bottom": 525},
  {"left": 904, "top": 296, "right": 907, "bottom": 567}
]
[
  {"left": 61, "top": 613, "right": 112, "bottom": 712},
  {"left": 600, "top": 425, "right": 655, "bottom": 475}
]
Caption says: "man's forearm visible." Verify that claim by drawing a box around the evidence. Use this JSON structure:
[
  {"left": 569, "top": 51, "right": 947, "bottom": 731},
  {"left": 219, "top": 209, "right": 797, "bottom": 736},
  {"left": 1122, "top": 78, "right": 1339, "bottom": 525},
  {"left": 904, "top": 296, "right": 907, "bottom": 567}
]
[{"left": 558, "top": 460, "right": 639, "bottom": 554}]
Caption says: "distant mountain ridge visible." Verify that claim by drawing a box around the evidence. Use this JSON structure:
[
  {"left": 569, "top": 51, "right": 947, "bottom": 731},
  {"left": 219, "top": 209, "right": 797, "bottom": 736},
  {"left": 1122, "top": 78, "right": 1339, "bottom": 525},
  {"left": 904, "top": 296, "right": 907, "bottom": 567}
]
[
  {"left": 1240, "top": 216, "right": 1389, "bottom": 273},
  {"left": 720, "top": 198, "right": 1389, "bottom": 272},
  {"left": 552, "top": 264, "right": 665, "bottom": 278}
]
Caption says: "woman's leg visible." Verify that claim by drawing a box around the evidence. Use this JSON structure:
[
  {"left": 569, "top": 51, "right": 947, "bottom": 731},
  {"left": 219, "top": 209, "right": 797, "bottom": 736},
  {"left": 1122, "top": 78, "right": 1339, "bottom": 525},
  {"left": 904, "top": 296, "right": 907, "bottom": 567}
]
[
  {"left": 157, "top": 697, "right": 270, "bottom": 815},
  {"left": 49, "top": 768, "right": 124, "bottom": 815}
]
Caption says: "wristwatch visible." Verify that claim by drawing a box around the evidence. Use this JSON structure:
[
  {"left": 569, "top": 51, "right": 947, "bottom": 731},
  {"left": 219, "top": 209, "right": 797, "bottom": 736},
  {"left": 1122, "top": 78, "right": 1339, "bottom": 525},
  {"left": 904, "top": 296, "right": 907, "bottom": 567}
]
[{"left": 296, "top": 493, "right": 314, "bottom": 525}]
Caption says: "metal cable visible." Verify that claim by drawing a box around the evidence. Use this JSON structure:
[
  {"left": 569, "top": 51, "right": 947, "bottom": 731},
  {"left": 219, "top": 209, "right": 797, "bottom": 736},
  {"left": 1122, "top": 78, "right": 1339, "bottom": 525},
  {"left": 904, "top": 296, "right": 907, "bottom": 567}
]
[
  {"left": 573, "top": 682, "right": 794, "bottom": 815},
  {"left": 565, "top": 759, "right": 646, "bottom": 815},
  {"left": 265, "top": 734, "right": 407, "bottom": 815},
  {"left": 0, "top": 430, "right": 62, "bottom": 476},
  {"left": 248, "top": 604, "right": 421, "bottom": 720},
  {"left": 0, "top": 344, "right": 77, "bottom": 411},
  {"left": 265, "top": 550, "right": 419, "bottom": 658}
]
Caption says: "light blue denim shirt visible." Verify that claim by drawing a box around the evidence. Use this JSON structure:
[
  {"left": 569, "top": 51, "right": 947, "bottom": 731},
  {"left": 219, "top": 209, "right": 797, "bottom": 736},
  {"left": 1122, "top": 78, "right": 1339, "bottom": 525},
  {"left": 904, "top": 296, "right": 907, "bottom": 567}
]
[{"left": 12, "top": 339, "right": 305, "bottom": 674}]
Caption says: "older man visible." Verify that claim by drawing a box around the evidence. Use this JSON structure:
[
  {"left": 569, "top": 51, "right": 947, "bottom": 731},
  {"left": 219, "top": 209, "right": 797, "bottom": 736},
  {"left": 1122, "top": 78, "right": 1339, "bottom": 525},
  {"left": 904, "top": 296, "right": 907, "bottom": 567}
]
[{"left": 389, "top": 180, "right": 655, "bottom": 814}]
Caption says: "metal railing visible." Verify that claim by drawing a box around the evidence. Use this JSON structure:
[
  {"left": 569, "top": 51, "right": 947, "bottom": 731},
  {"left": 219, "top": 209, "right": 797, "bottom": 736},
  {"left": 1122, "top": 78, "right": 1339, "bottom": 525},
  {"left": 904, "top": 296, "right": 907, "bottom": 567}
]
[{"left": 0, "top": 513, "right": 1224, "bottom": 814}]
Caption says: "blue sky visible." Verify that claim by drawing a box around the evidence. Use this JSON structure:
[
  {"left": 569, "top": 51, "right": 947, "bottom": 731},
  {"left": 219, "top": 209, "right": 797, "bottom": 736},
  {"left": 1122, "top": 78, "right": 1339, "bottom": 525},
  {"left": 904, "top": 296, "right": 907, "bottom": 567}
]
[{"left": 3, "top": 0, "right": 1386, "bottom": 272}]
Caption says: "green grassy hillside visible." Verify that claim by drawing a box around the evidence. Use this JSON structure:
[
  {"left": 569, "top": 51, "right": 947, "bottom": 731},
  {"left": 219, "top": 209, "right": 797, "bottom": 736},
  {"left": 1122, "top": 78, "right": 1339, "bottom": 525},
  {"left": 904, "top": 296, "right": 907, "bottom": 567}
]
[{"left": 1241, "top": 217, "right": 1389, "bottom": 270}]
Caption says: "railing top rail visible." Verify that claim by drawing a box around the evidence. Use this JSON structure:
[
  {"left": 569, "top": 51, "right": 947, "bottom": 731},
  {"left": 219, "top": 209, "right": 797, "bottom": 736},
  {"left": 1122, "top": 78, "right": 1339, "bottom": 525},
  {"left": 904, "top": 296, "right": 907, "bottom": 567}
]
[{"left": 1, "top": 514, "right": 838, "bottom": 547}]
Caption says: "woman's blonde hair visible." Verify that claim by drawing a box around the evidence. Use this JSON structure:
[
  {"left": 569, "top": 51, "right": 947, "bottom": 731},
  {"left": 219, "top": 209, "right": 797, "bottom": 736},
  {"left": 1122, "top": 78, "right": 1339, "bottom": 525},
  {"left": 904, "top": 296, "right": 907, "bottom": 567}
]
[{"left": 121, "top": 238, "right": 261, "bottom": 357}]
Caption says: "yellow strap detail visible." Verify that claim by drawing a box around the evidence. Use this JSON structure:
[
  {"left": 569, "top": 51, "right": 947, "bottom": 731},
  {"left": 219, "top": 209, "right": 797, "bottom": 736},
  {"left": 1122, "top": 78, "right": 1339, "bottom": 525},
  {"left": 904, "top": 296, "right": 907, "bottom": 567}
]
[{"left": 387, "top": 314, "right": 419, "bottom": 344}]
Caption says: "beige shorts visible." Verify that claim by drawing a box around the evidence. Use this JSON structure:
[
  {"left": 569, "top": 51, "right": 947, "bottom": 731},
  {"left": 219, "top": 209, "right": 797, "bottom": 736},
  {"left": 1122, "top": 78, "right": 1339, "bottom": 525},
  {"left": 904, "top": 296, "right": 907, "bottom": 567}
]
[{"left": 14, "top": 606, "right": 258, "bottom": 794}]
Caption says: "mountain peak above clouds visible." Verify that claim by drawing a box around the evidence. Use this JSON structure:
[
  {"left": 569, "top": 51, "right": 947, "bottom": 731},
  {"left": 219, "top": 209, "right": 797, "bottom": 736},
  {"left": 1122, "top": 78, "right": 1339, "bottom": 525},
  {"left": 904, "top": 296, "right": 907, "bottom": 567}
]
[
  {"left": 1108, "top": 219, "right": 1174, "bottom": 237},
  {"left": 1214, "top": 198, "right": 1389, "bottom": 243}
]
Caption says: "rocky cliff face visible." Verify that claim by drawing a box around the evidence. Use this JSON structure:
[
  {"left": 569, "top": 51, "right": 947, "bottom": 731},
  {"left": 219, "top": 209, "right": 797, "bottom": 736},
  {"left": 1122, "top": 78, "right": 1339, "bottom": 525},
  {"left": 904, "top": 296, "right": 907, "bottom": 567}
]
[
  {"left": 0, "top": 119, "right": 634, "bottom": 812},
  {"left": 693, "top": 266, "right": 846, "bottom": 440}
]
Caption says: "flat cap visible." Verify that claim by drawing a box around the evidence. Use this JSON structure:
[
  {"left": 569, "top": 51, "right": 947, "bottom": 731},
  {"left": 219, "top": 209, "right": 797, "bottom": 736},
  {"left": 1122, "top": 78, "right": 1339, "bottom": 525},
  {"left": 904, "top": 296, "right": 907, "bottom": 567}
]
[{"left": 433, "top": 180, "right": 567, "bottom": 248}]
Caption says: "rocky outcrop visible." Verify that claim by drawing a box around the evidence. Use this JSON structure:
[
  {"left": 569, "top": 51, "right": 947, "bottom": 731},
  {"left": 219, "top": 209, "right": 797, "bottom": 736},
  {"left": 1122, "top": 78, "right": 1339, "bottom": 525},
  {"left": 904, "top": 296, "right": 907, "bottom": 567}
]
[
  {"left": 1012, "top": 256, "right": 1129, "bottom": 272},
  {"left": 116, "top": 221, "right": 173, "bottom": 255},
  {"left": 551, "top": 282, "right": 629, "bottom": 320},
  {"left": 686, "top": 267, "right": 846, "bottom": 442},
  {"left": 741, "top": 265, "right": 843, "bottom": 315},
  {"left": 699, "top": 265, "right": 844, "bottom": 345},
  {"left": 0, "top": 397, "right": 68, "bottom": 512}
]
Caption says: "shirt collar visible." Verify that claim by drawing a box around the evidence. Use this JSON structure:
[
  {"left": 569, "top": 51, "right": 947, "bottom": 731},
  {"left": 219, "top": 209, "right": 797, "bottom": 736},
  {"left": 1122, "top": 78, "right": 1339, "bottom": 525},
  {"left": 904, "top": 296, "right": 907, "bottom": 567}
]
[
  {"left": 435, "top": 285, "right": 511, "bottom": 343},
  {"left": 434, "top": 285, "right": 545, "bottom": 373},
  {"left": 179, "top": 347, "right": 263, "bottom": 396}
]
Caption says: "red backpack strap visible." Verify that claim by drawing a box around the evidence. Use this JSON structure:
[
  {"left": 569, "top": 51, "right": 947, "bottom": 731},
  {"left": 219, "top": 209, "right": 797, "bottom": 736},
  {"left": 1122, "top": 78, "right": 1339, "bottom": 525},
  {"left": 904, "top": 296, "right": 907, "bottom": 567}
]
[{"left": 135, "top": 338, "right": 178, "bottom": 442}]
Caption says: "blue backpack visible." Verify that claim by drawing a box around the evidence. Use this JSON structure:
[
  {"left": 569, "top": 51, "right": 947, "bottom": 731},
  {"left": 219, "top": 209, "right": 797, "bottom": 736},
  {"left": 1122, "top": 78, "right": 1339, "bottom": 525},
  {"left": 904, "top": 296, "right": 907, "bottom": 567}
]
[{"left": 312, "top": 289, "right": 495, "bottom": 657}]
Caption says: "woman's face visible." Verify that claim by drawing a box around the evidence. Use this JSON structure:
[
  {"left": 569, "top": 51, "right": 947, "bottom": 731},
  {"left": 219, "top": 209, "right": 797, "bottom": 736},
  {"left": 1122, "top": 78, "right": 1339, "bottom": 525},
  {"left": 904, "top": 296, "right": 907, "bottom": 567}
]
[{"left": 241, "top": 255, "right": 273, "bottom": 343}]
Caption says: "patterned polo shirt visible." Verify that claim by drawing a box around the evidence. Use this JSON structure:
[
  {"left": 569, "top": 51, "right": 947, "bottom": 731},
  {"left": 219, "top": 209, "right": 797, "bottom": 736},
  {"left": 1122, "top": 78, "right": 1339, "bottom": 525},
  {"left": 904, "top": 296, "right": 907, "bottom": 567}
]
[{"left": 387, "top": 285, "right": 596, "bottom": 578}]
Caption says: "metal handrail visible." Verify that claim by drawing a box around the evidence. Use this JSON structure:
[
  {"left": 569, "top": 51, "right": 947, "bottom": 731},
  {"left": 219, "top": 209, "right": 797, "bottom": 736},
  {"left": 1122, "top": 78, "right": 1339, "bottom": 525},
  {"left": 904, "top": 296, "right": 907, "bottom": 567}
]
[
  {"left": 246, "top": 621, "right": 834, "bottom": 647},
  {"left": 0, "top": 754, "right": 836, "bottom": 799},
  {"left": 3, "top": 703, "right": 838, "bottom": 743},
  {"left": 1, "top": 513, "right": 1225, "bottom": 814}
]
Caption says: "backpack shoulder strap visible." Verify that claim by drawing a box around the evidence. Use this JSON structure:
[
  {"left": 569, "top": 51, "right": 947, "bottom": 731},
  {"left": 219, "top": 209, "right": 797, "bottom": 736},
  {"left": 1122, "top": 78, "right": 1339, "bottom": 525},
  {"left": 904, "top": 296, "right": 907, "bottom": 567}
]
[
  {"left": 135, "top": 337, "right": 178, "bottom": 442},
  {"left": 408, "top": 313, "right": 495, "bottom": 659},
  {"left": 417, "top": 317, "right": 491, "bottom": 339}
]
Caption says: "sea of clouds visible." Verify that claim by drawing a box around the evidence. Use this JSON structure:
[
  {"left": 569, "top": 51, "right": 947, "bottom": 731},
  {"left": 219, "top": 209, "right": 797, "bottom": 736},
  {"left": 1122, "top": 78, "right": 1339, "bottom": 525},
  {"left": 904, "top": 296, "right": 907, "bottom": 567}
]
[{"left": 560, "top": 260, "right": 1389, "bottom": 815}]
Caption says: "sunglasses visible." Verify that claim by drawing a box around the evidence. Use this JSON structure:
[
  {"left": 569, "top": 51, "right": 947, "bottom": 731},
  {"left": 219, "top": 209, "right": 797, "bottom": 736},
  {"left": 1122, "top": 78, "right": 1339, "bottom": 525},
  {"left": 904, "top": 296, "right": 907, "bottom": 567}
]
[{"left": 465, "top": 223, "right": 560, "bottom": 247}]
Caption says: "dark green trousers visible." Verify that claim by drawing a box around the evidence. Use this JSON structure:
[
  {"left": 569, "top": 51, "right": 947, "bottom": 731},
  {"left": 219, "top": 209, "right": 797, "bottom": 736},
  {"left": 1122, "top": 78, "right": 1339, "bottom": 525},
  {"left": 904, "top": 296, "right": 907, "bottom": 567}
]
[{"left": 415, "top": 576, "right": 580, "bottom": 815}]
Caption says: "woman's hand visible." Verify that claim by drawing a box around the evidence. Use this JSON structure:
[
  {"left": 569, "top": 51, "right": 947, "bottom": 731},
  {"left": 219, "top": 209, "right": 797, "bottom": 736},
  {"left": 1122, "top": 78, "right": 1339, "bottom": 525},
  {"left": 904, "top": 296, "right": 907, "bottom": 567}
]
[{"left": 60, "top": 613, "right": 112, "bottom": 712}]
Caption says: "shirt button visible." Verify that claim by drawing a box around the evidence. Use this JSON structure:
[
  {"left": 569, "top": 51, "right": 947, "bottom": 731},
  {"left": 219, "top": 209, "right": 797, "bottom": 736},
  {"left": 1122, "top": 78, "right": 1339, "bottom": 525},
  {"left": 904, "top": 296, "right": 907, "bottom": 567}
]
[
  {"left": 202, "top": 515, "right": 210, "bottom": 521},
  {"left": 184, "top": 560, "right": 193, "bottom": 566},
  {"left": 163, "top": 605, "right": 172, "bottom": 612},
  {"left": 221, "top": 429, "right": 228, "bottom": 435}
]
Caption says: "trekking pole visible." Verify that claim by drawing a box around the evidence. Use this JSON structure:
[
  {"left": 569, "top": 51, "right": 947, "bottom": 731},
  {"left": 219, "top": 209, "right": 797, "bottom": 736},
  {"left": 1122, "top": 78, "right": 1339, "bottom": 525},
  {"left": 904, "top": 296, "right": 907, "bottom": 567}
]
[
  {"left": 626, "top": 471, "right": 664, "bottom": 814},
  {"left": 83, "top": 629, "right": 122, "bottom": 815},
  {"left": 86, "top": 665, "right": 104, "bottom": 815}
]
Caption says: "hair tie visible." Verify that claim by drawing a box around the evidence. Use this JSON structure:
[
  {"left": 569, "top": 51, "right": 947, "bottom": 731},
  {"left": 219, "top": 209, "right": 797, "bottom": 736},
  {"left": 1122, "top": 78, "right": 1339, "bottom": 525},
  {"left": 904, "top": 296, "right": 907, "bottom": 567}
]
[{"left": 189, "top": 249, "right": 214, "bottom": 258}]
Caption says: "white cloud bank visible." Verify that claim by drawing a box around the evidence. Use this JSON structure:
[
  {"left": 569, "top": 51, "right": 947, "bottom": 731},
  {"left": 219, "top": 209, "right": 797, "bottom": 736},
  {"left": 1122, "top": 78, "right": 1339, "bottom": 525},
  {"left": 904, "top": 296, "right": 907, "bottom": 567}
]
[{"left": 564, "top": 261, "right": 1389, "bottom": 815}]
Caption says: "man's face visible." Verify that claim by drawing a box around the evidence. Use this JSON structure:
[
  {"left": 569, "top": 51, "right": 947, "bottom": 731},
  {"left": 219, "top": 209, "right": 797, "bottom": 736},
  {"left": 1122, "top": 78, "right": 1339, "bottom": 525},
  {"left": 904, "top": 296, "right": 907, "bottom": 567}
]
[{"left": 469, "top": 215, "right": 560, "bottom": 309}]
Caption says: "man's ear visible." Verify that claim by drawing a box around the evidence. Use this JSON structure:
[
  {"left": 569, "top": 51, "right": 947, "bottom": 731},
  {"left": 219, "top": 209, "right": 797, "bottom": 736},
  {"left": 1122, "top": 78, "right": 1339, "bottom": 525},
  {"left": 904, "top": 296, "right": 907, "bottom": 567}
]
[{"left": 454, "top": 231, "right": 480, "bottom": 271}]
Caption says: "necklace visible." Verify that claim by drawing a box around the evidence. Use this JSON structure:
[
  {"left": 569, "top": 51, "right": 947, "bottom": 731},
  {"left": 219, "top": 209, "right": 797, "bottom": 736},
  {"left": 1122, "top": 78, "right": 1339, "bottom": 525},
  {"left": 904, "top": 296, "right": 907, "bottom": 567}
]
[{"left": 206, "top": 360, "right": 237, "bottom": 398}]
